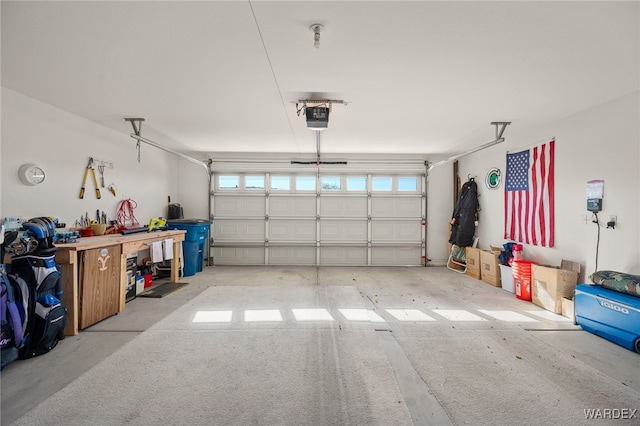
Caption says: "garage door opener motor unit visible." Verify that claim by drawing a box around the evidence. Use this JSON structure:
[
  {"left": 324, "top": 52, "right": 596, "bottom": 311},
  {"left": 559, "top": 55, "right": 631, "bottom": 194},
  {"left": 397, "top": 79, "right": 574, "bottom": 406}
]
[{"left": 305, "top": 106, "right": 329, "bottom": 130}]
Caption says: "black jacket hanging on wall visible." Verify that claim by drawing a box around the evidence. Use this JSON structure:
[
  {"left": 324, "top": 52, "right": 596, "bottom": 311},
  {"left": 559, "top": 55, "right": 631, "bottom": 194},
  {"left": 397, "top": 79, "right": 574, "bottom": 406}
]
[{"left": 449, "top": 177, "right": 479, "bottom": 248}]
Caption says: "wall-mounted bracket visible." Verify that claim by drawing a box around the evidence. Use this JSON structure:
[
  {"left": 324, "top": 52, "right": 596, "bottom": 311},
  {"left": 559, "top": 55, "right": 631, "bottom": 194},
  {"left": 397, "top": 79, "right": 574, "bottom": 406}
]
[
  {"left": 125, "top": 117, "right": 145, "bottom": 136},
  {"left": 490, "top": 121, "right": 511, "bottom": 140},
  {"left": 295, "top": 99, "right": 348, "bottom": 116},
  {"left": 427, "top": 122, "right": 512, "bottom": 174},
  {"left": 125, "top": 118, "right": 146, "bottom": 162},
  {"left": 123, "top": 117, "right": 210, "bottom": 177}
]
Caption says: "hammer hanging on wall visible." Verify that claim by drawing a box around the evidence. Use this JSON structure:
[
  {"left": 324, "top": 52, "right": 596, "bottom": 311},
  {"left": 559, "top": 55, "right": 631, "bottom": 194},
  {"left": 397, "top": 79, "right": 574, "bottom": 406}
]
[{"left": 79, "top": 157, "right": 101, "bottom": 199}]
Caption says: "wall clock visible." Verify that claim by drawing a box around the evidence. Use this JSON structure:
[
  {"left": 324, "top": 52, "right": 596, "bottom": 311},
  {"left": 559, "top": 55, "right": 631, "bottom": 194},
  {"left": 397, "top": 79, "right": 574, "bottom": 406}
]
[
  {"left": 18, "top": 163, "right": 46, "bottom": 186},
  {"left": 485, "top": 167, "right": 501, "bottom": 189}
]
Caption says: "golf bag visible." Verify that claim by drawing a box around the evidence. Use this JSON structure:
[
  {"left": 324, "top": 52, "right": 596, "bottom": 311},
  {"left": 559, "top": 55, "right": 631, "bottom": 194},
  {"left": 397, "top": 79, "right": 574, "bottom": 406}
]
[
  {"left": 1, "top": 266, "right": 25, "bottom": 370},
  {"left": 9, "top": 253, "right": 66, "bottom": 359},
  {"left": 6, "top": 217, "right": 67, "bottom": 359}
]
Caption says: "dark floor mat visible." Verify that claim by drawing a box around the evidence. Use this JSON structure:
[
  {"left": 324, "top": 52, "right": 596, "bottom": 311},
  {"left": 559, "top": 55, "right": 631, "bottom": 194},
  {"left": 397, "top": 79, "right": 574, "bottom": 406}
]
[{"left": 138, "top": 282, "right": 189, "bottom": 298}]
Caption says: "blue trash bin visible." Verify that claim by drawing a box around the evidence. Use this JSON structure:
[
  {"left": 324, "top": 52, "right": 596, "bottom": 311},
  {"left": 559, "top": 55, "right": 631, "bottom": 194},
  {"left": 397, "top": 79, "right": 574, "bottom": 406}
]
[{"left": 167, "top": 219, "right": 210, "bottom": 277}]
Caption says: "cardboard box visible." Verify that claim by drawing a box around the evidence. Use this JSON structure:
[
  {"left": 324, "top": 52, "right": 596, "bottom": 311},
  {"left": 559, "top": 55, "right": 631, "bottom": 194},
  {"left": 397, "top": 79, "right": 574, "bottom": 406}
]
[
  {"left": 490, "top": 245, "right": 503, "bottom": 255},
  {"left": 465, "top": 247, "right": 481, "bottom": 279},
  {"left": 561, "top": 297, "right": 574, "bottom": 320},
  {"left": 480, "top": 250, "right": 501, "bottom": 287},
  {"left": 532, "top": 260, "right": 581, "bottom": 313}
]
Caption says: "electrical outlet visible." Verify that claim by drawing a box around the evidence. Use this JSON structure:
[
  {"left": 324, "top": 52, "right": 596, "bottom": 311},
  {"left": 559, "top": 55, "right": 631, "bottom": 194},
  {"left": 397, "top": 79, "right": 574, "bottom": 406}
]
[
  {"left": 610, "top": 215, "right": 617, "bottom": 224},
  {"left": 607, "top": 215, "right": 617, "bottom": 229}
]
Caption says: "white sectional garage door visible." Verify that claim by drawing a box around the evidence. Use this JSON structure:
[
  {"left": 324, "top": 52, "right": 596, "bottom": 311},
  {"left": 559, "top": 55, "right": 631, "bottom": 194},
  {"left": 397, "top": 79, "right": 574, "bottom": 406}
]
[{"left": 210, "top": 163, "right": 426, "bottom": 266}]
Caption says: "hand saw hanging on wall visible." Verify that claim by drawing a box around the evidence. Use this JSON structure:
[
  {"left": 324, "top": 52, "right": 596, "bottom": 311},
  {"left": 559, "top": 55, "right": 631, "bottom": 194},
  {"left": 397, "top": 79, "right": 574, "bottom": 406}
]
[{"left": 79, "top": 157, "right": 101, "bottom": 199}]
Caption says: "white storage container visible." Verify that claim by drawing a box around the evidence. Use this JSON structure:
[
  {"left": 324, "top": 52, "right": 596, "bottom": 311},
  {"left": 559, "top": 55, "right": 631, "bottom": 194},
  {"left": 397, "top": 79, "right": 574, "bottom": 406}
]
[{"left": 499, "top": 264, "right": 514, "bottom": 293}]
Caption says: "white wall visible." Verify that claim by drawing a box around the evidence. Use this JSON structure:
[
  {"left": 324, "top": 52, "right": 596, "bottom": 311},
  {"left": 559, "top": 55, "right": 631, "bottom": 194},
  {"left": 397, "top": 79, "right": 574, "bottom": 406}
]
[
  {"left": 458, "top": 92, "right": 640, "bottom": 278},
  {"left": 176, "top": 156, "right": 210, "bottom": 220},
  {"left": 1, "top": 88, "right": 179, "bottom": 227},
  {"left": 425, "top": 158, "right": 454, "bottom": 265}
]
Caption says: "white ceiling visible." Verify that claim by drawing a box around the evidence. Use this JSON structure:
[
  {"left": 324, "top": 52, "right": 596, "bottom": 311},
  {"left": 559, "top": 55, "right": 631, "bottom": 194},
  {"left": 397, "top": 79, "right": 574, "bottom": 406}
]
[{"left": 2, "top": 1, "right": 638, "bottom": 157}]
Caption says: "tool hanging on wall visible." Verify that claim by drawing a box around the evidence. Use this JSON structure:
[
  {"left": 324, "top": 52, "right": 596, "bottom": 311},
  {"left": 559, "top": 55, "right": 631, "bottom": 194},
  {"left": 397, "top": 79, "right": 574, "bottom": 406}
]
[
  {"left": 98, "top": 164, "right": 105, "bottom": 187},
  {"left": 79, "top": 157, "right": 101, "bottom": 199},
  {"left": 87, "top": 158, "right": 113, "bottom": 188},
  {"left": 116, "top": 198, "right": 140, "bottom": 227}
]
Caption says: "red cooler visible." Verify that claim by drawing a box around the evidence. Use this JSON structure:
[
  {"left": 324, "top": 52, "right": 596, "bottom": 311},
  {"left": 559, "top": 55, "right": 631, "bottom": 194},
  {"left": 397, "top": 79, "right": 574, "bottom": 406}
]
[{"left": 513, "top": 260, "right": 537, "bottom": 301}]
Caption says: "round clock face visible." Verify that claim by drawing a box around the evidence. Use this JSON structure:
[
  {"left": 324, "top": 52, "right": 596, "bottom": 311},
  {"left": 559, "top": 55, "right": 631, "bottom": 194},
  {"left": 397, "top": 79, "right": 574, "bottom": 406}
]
[{"left": 18, "top": 164, "right": 46, "bottom": 186}]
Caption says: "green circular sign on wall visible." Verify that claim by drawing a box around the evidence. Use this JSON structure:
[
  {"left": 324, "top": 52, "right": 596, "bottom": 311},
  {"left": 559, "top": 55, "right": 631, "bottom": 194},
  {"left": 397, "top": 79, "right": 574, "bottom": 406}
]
[{"left": 485, "top": 167, "right": 501, "bottom": 189}]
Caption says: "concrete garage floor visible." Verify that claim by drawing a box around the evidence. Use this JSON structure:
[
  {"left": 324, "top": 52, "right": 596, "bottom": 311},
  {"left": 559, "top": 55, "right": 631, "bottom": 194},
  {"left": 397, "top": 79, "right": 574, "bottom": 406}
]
[{"left": 1, "top": 266, "right": 639, "bottom": 425}]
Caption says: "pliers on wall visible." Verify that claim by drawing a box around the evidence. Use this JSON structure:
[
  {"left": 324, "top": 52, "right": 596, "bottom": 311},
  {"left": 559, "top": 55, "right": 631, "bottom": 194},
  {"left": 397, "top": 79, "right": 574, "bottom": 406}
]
[{"left": 79, "top": 157, "right": 101, "bottom": 199}]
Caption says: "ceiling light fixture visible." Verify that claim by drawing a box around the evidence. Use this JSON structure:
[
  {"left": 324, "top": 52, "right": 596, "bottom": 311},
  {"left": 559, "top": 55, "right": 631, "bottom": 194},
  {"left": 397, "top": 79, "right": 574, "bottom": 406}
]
[{"left": 309, "top": 24, "right": 324, "bottom": 49}]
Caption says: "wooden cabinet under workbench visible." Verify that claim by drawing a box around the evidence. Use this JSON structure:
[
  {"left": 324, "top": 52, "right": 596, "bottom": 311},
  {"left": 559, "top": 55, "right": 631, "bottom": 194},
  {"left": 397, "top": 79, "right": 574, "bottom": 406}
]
[
  {"left": 55, "top": 230, "right": 186, "bottom": 335},
  {"left": 78, "top": 245, "right": 121, "bottom": 329}
]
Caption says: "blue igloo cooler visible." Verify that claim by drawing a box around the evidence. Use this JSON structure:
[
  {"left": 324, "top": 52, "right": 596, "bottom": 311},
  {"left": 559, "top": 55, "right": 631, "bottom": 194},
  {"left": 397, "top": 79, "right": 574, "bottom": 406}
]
[{"left": 574, "top": 284, "right": 640, "bottom": 353}]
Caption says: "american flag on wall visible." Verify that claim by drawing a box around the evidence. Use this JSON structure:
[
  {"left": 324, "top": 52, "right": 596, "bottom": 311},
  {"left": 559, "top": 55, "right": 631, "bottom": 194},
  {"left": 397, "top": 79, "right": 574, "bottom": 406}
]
[{"left": 504, "top": 140, "right": 555, "bottom": 247}]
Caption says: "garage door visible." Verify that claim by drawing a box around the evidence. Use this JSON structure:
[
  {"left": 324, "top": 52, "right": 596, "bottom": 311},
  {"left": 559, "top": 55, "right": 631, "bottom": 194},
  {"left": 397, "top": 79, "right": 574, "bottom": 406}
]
[{"left": 210, "top": 164, "right": 426, "bottom": 266}]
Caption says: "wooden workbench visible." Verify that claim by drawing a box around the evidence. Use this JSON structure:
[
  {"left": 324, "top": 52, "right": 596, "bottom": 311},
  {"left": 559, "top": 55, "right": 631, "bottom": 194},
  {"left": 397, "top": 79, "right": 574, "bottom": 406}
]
[{"left": 55, "top": 229, "right": 186, "bottom": 336}]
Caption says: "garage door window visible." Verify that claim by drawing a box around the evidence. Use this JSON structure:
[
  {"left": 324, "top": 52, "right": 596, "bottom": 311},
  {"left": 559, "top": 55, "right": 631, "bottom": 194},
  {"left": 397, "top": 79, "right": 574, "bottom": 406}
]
[
  {"left": 347, "top": 176, "right": 367, "bottom": 191},
  {"left": 296, "top": 176, "right": 316, "bottom": 191},
  {"left": 245, "top": 176, "right": 265, "bottom": 190},
  {"left": 372, "top": 177, "right": 392, "bottom": 191},
  {"left": 270, "top": 176, "right": 291, "bottom": 191},
  {"left": 398, "top": 177, "right": 418, "bottom": 191},
  {"left": 219, "top": 175, "right": 239, "bottom": 190},
  {"left": 321, "top": 177, "right": 341, "bottom": 191}
]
